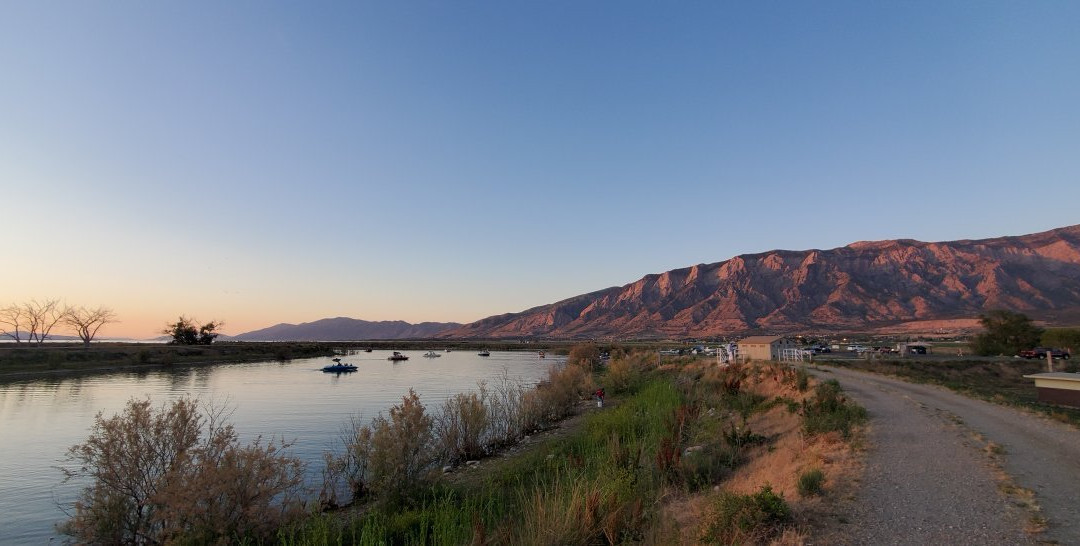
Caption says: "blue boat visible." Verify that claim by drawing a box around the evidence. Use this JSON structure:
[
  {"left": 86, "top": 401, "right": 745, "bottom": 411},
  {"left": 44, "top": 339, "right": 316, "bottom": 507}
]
[{"left": 322, "top": 358, "right": 358, "bottom": 372}]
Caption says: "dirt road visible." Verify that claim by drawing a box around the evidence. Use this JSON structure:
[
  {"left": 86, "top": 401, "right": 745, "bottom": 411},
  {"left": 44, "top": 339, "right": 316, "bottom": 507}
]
[{"left": 814, "top": 366, "right": 1080, "bottom": 545}]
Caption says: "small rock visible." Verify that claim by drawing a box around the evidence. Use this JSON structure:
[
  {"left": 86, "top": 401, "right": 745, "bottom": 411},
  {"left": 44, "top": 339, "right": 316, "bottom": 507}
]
[
  {"left": 466, "top": 460, "right": 481, "bottom": 467},
  {"left": 442, "top": 465, "right": 453, "bottom": 474},
  {"left": 546, "top": 453, "right": 555, "bottom": 460},
  {"left": 684, "top": 445, "right": 705, "bottom": 455}
]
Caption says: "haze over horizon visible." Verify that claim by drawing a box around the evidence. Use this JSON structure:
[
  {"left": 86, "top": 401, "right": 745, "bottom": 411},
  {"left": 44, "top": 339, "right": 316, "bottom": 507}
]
[{"left": 4, "top": 2, "right": 1079, "bottom": 339}]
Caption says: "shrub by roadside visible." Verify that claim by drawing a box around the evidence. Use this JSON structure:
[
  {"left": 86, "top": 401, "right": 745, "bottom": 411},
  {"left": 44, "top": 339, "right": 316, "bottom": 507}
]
[{"left": 802, "top": 379, "right": 868, "bottom": 438}]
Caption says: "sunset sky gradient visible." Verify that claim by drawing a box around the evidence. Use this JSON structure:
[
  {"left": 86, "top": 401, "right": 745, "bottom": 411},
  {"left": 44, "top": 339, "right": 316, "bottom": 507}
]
[{"left": 3, "top": 2, "right": 1079, "bottom": 338}]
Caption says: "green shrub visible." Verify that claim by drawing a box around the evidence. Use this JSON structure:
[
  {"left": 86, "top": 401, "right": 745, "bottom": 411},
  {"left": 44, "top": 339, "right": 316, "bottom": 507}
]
[
  {"left": 723, "top": 391, "right": 768, "bottom": 418},
  {"left": 699, "top": 485, "right": 789, "bottom": 544},
  {"left": 797, "top": 468, "right": 825, "bottom": 497},
  {"left": 802, "top": 380, "right": 867, "bottom": 438},
  {"left": 679, "top": 446, "right": 734, "bottom": 489}
]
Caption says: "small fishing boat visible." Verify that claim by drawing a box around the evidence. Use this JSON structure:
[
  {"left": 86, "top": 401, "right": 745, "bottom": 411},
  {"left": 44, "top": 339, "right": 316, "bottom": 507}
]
[
  {"left": 388, "top": 351, "right": 409, "bottom": 361},
  {"left": 322, "top": 358, "right": 357, "bottom": 372},
  {"left": 423, "top": 351, "right": 441, "bottom": 358},
  {"left": 477, "top": 350, "right": 490, "bottom": 357}
]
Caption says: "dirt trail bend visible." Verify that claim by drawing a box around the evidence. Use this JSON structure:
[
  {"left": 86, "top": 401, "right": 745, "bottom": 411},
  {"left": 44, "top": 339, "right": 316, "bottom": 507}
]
[{"left": 813, "top": 366, "right": 1080, "bottom": 545}]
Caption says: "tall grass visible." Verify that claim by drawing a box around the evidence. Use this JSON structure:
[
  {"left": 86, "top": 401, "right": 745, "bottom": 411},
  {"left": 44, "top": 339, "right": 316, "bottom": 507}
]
[
  {"left": 292, "top": 375, "right": 689, "bottom": 544},
  {"left": 295, "top": 359, "right": 810, "bottom": 544}
]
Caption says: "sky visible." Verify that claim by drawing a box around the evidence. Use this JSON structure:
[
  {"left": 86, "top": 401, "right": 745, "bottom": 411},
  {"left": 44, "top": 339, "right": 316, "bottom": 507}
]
[{"left": 3, "top": 1, "right": 1079, "bottom": 339}]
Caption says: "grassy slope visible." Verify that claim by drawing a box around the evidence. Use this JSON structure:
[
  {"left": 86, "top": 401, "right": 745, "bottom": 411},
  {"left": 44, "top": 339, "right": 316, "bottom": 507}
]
[{"left": 281, "top": 358, "right": 867, "bottom": 545}]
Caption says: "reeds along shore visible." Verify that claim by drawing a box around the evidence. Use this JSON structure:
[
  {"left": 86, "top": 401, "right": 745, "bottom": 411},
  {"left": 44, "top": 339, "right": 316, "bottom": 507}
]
[
  {"left": 61, "top": 348, "right": 868, "bottom": 545},
  {"left": 291, "top": 354, "right": 867, "bottom": 545}
]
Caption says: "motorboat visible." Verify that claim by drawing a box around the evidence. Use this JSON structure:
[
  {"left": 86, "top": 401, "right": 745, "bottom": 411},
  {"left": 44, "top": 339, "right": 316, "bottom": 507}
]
[
  {"left": 423, "top": 351, "right": 441, "bottom": 358},
  {"left": 477, "top": 350, "right": 490, "bottom": 357},
  {"left": 322, "top": 358, "right": 357, "bottom": 372},
  {"left": 388, "top": 351, "right": 409, "bottom": 361}
]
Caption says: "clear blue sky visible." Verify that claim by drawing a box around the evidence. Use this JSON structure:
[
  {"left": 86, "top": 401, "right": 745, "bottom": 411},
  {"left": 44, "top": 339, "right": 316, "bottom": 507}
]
[{"left": 3, "top": 1, "right": 1079, "bottom": 337}]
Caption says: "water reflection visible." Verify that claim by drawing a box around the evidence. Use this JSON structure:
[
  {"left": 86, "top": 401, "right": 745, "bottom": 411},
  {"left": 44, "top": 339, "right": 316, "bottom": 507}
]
[{"left": 0, "top": 350, "right": 561, "bottom": 544}]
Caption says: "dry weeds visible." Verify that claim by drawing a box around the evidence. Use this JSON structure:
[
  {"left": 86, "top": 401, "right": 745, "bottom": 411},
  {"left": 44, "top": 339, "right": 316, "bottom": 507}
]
[{"left": 662, "top": 360, "right": 867, "bottom": 545}]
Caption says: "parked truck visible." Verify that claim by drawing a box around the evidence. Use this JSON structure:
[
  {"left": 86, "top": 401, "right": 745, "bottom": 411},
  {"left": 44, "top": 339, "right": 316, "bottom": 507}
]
[{"left": 1018, "top": 347, "right": 1071, "bottom": 360}]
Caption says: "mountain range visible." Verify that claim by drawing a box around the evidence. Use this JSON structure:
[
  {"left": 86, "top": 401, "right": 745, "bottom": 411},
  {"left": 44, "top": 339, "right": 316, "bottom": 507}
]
[
  {"left": 440, "top": 224, "right": 1080, "bottom": 339},
  {"left": 231, "top": 317, "right": 460, "bottom": 341},
  {"left": 231, "top": 225, "right": 1080, "bottom": 340}
]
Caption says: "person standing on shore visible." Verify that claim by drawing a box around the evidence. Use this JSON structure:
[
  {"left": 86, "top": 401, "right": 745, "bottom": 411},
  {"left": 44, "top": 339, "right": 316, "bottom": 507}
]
[{"left": 595, "top": 387, "right": 605, "bottom": 408}]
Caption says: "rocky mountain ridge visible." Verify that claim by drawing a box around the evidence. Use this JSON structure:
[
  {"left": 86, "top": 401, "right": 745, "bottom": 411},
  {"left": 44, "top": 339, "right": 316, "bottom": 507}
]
[{"left": 443, "top": 224, "right": 1080, "bottom": 339}]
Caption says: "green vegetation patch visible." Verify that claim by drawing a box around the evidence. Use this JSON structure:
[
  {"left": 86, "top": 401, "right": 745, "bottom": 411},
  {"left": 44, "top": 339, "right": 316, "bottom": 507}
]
[
  {"left": 802, "top": 379, "right": 868, "bottom": 438},
  {"left": 699, "top": 485, "right": 790, "bottom": 545},
  {"left": 797, "top": 468, "right": 826, "bottom": 497}
]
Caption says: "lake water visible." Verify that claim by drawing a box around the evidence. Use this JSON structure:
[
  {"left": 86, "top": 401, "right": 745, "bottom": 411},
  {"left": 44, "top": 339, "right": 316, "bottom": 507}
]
[{"left": 0, "top": 349, "right": 561, "bottom": 544}]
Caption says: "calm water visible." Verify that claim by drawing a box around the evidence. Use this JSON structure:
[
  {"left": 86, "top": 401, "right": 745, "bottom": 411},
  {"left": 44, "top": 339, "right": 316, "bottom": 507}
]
[{"left": 0, "top": 349, "right": 560, "bottom": 544}]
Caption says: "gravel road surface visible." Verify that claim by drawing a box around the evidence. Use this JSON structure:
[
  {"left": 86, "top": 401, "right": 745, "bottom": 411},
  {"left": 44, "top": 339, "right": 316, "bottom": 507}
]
[{"left": 813, "top": 366, "right": 1080, "bottom": 545}]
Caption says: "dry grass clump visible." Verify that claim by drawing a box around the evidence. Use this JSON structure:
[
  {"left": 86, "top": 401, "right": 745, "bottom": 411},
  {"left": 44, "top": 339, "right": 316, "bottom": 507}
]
[
  {"left": 435, "top": 391, "right": 490, "bottom": 464},
  {"left": 522, "top": 362, "right": 596, "bottom": 432},
  {"left": 605, "top": 350, "right": 658, "bottom": 392},
  {"left": 652, "top": 361, "right": 867, "bottom": 545}
]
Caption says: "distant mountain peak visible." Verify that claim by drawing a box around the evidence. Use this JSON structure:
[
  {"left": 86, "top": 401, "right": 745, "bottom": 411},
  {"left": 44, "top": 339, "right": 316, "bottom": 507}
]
[{"left": 234, "top": 317, "right": 460, "bottom": 341}]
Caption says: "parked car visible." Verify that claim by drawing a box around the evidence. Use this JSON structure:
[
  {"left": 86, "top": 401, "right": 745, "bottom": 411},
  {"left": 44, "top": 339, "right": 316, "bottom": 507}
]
[
  {"left": 1018, "top": 347, "right": 1071, "bottom": 360},
  {"left": 908, "top": 345, "right": 927, "bottom": 355}
]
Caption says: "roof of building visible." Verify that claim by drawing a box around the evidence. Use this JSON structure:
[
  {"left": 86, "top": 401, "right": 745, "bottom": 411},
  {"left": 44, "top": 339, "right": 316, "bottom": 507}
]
[{"left": 738, "top": 335, "right": 786, "bottom": 344}]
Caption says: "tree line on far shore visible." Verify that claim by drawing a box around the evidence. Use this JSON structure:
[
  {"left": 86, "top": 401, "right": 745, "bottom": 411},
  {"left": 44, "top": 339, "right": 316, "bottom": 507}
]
[
  {"left": 2, "top": 298, "right": 224, "bottom": 347},
  {"left": 0, "top": 299, "right": 116, "bottom": 347}
]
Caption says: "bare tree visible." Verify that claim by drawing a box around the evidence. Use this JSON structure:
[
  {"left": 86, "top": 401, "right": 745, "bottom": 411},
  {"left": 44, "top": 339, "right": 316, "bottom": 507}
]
[
  {"left": 0, "top": 304, "right": 26, "bottom": 343},
  {"left": 23, "top": 299, "right": 66, "bottom": 345},
  {"left": 63, "top": 306, "right": 118, "bottom": 347}
]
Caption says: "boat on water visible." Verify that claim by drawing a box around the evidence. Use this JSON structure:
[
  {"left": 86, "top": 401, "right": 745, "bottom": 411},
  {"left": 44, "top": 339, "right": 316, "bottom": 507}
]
[
  {"left": 423, "top": 351, "right": 441, "bottom": 358},
  {"left": 388, "top": 351, "right": 409, "bottom": 361},
  {"left": 322, "top": 358, "right": 357, "bottom": 372},
  {"left": 538, "top": 350, "right": 545, "bottom": 358},
  {"left": 477, "top": 350, "right": 490, "bottom": 357},
  {"left": 364, "top": 347, "right": 373, "bottom": 353}
]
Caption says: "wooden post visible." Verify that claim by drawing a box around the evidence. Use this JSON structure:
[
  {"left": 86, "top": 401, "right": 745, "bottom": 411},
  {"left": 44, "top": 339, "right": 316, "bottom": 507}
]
[{"left": 1048, "top": 350, "right": 1054, "bottom": 373}]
